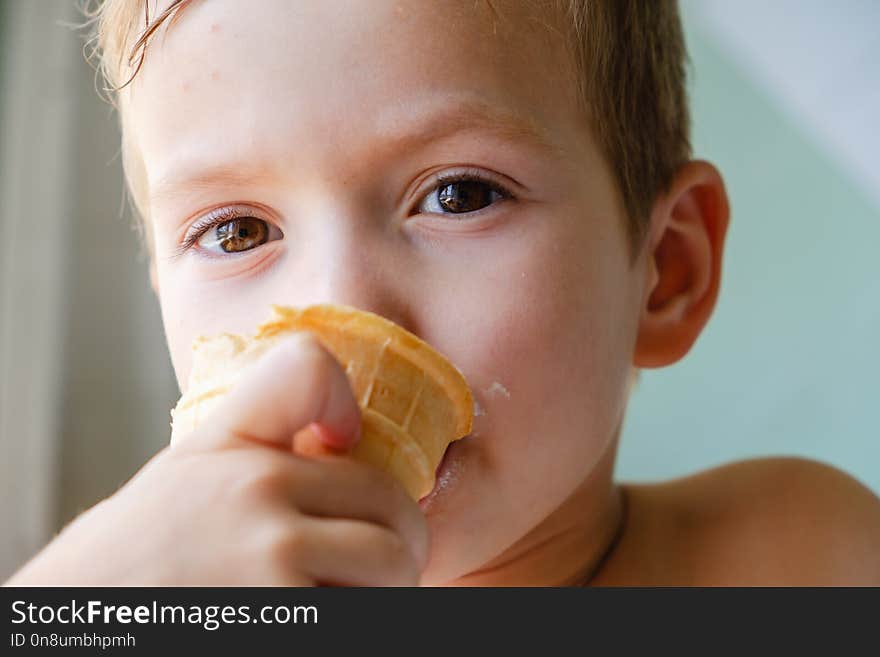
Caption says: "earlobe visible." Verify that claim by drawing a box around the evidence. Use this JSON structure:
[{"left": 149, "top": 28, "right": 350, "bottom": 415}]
[{"left": 634, "top": 160, "right": 730, "bottom": 368}]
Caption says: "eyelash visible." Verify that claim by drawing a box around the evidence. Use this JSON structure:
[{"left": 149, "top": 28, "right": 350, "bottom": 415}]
[
  {"left": 175, "top": 206, "right": 252, "bottom": 258},
  {"left": 174, "top": 169, "right": 514, "bottom": 256}
]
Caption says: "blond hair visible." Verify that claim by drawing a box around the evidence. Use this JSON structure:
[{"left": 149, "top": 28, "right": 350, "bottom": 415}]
[{"left": 82, "top": 0, "right": 690, "bottom": 255}]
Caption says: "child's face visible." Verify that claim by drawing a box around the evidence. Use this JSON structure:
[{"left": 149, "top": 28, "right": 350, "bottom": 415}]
[{"left": 130, "top": 0, "right": 646, "bottom": 583}]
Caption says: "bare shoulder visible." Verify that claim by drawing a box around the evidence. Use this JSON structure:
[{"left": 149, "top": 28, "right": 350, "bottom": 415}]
[
  {"left": 599, "top": 457, "right": 880, "bottom": 586},
  {"left": 666, "top": 457, "right": 880, "bottom": 585}
]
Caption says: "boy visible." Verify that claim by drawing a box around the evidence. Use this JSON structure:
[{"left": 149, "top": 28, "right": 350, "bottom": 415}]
[{"left": 8, "top": 0, "right": 880, "bottom": 585}]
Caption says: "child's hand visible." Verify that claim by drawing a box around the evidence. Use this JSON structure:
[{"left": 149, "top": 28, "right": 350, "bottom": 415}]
[{"left": 5, "top": 335, "right": 428, "bottom": 586}]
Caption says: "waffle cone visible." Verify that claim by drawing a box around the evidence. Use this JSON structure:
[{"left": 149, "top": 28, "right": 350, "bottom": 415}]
[{"left": 170, "top": 304, "right": 473, "bottom": 499}]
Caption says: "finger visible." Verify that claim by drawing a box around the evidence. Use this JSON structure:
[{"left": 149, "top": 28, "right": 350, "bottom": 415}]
[
  {"left": 292, "top": 423, "right": 351, "bottom": 459},
  {"left": 287, "top": 516, "right": 422, "bottom": 586},
  {"left": 286, "top": 457, "right": 429, "bottom": 570},
  {"left": 187, "top": 333, "right": 361, "bottom": 453}
]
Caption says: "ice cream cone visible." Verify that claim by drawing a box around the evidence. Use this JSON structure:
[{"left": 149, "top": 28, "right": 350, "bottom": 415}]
[{"left": 170, "top": 304, "right": 473, "bottom": 499}]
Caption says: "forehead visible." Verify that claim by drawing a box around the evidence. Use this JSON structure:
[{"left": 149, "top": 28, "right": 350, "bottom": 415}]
[{"left": 128, "top": 0, "right": 583, "bottom": 199}]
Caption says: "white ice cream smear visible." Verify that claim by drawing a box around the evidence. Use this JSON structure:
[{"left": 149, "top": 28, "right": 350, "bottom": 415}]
[{"left": 484, "top": 381, "right": 510, "bottom": 399}]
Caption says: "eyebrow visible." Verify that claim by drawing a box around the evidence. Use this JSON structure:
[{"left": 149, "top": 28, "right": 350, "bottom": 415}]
[{"left": 149, "top": 100, "right": 563, "bottom": 204}]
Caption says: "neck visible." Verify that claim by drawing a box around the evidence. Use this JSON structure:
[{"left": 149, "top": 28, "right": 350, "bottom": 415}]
[{"left": 444, "top": 436, "right": 624, "bottom": 587}]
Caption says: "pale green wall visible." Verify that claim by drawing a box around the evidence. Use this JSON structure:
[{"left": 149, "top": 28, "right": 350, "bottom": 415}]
[{"left": 618, "top": 10, "right": 880, "bottom": 494}]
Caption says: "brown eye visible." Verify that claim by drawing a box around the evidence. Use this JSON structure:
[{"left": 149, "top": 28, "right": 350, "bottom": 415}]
[
  {"left": 208, "top": 217, "right": 269, "bottom": 253},
  {"left": 418, "top": 174, "right": 511, "bottom": 217},
  {"left": 437, "top": 180, "right": 497, "bottom": 213}
]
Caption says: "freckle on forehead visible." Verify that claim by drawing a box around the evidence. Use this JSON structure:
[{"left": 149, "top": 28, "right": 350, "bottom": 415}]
[{"left": 210, "top": 22, "right": 221, "bottom": 33}]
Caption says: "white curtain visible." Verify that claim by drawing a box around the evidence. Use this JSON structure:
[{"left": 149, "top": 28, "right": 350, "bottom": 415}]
[{"left": 0, "top": 0, "right": 178, "bottom": 580}]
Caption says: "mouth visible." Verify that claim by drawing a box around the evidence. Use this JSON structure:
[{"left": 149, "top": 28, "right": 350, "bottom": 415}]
[{"left": 418, "top": 434, "right": 471, "bottom": 512}]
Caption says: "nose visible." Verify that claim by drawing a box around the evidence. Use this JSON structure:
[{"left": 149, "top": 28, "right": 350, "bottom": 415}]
[{"left": 294, "top": 219, "right": 415, "bottom": 331}]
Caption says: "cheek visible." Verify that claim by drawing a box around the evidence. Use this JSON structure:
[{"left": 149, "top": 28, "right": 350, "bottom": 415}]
[
  {"left": 418, "top": 206, "right": 638, "bottom": 579},
  {"left": 438, "top": 210, "right": 635, "bottom": 483},
  {"left": 155, "top": 260, "right": 282, "bottom": 389},
  {"left": 155, "top": 264, "right": 204, "bottom": 389}
]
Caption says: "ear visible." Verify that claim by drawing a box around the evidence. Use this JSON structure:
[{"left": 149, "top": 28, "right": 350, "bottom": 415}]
[{"left": 633, "top": 160, "right": 730, "bottom": 368}]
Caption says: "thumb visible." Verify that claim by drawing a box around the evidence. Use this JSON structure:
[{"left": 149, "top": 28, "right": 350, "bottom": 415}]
[{"left": 184, "top": 333, "right": 362, "bottom": 454}]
